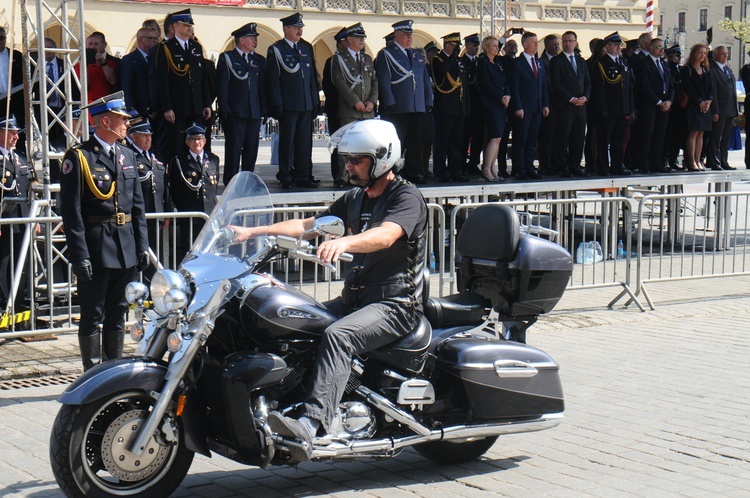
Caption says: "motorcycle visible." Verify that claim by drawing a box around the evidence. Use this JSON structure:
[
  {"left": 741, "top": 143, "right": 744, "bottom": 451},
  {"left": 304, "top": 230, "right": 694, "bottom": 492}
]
[{"left": 50, "top": 172, "right": 573, "bottom": 497}]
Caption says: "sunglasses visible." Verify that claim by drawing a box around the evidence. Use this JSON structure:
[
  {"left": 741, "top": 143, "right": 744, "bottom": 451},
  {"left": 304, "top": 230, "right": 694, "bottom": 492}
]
[{"left": 343, "top": 155, "right": 367, "bottom": 165}]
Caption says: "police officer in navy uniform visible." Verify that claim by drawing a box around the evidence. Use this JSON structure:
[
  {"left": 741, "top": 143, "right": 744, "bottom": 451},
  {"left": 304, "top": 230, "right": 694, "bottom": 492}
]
[
  {"left": 323, "top": 27, "right": 348, "bottom": 185},
  {"left": 217, "top": 22, "right": 267, "bottom": 185},
  {"left": 432, "top": 32, "right": 470, "bottom": 182},
  {"left": 375, "top": 20, "right": 434, "bottom": 184},
  {"left": 0, "top": 116, "right": 37, "bottom": 311},
  {"left": 127, "top": 119, "right": 168, "bottom": 278},
  {"left": 590, "top": 32, "right": 634, "bottom": 176},
  {"left": 266, "top": 13, "right": 321, "bottom": 189},
  {"left": 153, "top": 9, "right": 212, "bottom": 163},
  {"left": 59, "top": 93, "right": 150, "bottom": 371},
  {"left": 168, "top": 124, "right": 219, "bottom": 263}
]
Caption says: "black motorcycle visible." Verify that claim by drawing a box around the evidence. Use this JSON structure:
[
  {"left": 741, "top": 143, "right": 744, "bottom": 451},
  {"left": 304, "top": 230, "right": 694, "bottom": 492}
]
[{"left": 50, "top": 172, "right": 573, "bottom": 497}]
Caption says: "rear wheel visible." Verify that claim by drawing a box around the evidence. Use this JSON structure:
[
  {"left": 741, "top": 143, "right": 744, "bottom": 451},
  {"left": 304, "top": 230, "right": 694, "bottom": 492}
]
[
  {"left": 414, "top": 436, "right": 498, "bottom": 464},
  {"left": 50, "top": 391, "right": 194, "bottom": 497}
]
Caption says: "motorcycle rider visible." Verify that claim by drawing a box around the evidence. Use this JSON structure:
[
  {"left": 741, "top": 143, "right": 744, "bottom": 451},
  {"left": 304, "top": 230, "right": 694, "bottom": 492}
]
[{"left": 232, "top": 119, "right": 427, "bottom": 461}]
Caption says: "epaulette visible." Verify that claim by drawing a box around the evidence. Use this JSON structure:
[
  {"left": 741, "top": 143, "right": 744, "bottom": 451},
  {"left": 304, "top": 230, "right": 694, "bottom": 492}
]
[
  {"left": 120, "top": 139, "right": 128, "bottom": 145},
  {"left": 70, "top": 142, "right": 83, "bottom": 150}
]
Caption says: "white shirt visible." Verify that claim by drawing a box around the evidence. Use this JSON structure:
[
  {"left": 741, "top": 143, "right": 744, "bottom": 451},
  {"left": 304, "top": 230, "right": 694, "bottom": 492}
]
[
  {"left": 284, "top": 38, "right": 298, "bottom": 50},
  {"left": 193, "top": 152, "right": 203, "bottom": 164},
  {"left": 137, "top": 48, "right": 149, "bottom": 61},
  {"left": 93, "top": 133, "right": 115, "bottom": 157},
  {"left": 0, "top": 49, "right": 9, "bottom": 95},
  {"left": 394, "top": 41, "right": 409, "bottom": 58},
  {"left": 0, "top": 145, "right": 11, "bottom": 160},
  {"left": 347, "top": 47, "right": 361, "bottom": 61},
  {"left": 174, "top": 35, "right": 189, "bottom": 51},
  {"left": 522, "top": 52, "right": 536, "bottom": 72}
]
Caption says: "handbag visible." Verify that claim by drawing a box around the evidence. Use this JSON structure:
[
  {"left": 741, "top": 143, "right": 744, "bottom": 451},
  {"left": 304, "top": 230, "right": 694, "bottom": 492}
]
[{"left": 676, "top": 90, "right": 689, "bottom": 108}]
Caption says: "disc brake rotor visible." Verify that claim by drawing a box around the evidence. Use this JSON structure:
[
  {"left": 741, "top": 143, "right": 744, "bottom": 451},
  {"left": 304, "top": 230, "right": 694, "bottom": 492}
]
[{"left": 99, "top": 409, "right": 172, "bottom": 482}]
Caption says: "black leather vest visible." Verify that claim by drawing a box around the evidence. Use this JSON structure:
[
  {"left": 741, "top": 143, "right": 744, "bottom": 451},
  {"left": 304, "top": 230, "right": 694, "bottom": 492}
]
[{"left": 340, "top": 179, "right": 427, "bottom": 311}]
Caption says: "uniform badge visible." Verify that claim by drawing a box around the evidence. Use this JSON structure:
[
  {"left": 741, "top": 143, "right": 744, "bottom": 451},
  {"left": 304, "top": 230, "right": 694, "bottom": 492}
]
[
  {"left": 119, "top": 154, "right": 125, "bottom": 166},
  {"left": 62, "top": 159, "right": 73, "bottom": 175}
]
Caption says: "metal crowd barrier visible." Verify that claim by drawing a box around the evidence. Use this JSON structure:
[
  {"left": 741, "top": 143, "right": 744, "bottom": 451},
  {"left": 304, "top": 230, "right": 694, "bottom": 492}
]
[{"left": 618, "top": 190, "right": 750, "bottom": 310}]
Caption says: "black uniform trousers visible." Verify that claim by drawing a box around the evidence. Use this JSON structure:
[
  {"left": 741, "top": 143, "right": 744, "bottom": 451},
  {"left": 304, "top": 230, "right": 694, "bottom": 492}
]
[
  {"left": 746, "top": 107, "right": 750, "bottom": 169},
  {"left": 302, "top": 297, "right": 418, "bottom": 432},
  {"left": 76, "top": 265, "right": 136, "bottom": 359},
  {"left": 438, "top": 114, "right": 466, "bottom": 180},
  {"left": 328, "top": 116, "right": 342, "bottom": 181},
  {"left": 381, "top": 112, "right": 425, "bottom": 180},
  {"left": 554, "top": 106, "right": 587, "bottom": 172},
  {"left": 0, "top": 229, "right": 28, "bottom": 310},
  {"left": 537, "top": 109, "right": 556, "bottom": 173},
  {"left": 597, "top": 114, "right": 627, "bottom": 173},
  {"left": 462, "top": 114, "right": 484, "bottom": 173},
  {"left": 707, "top": 114, "right": 735, "bottom": 170},
  {"left": 223, "top": 115, "right": 262, "bottom": 185},
  {"left": 278, "top": 111, "right": 314, "bottom": 183},
  {"left": 633, "top": 107, "right": 670, "bottom": 172}
]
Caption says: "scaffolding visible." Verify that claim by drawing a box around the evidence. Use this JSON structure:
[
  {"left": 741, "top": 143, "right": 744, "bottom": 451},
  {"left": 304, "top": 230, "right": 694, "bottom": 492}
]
[{"left": 479, "top": 0, "right": 511, "bottom": 39}]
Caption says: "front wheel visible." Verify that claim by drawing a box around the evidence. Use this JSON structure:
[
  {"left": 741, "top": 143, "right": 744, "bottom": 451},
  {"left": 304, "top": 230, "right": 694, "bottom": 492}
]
[
  {"left": 414, "top": 436, "right": 498, "bottom": 464},
  {"left": 50, "top": 391, "right": 195, "bottom": 498}
]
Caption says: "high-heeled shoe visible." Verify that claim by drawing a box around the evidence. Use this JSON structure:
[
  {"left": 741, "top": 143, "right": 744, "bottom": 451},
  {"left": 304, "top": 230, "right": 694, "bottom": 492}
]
[{"left": 481, "top": 172, "right": 501, "bottom": 182}]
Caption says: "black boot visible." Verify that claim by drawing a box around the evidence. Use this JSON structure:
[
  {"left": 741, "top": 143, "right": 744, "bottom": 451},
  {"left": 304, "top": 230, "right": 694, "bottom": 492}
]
[
  {"left": 78, "top": 334, "right": 101, "bottom": 371},
  {"left": 102, "top": 330, "right": 125, "bottom": 362}
]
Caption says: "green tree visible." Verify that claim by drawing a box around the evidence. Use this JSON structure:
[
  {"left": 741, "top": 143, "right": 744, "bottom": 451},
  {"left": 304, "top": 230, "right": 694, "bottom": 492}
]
[{"left": 717, "top": 18, "right": 750, "bottom": 49}]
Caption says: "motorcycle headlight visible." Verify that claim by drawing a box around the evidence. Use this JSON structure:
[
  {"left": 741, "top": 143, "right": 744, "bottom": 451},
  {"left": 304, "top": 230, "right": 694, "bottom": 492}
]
[
  {"left": 125, "top": 281, "right": 149, "bottom": 305},
  {"left": 151, "top": 270, "right": 190, "bottom": 316}
]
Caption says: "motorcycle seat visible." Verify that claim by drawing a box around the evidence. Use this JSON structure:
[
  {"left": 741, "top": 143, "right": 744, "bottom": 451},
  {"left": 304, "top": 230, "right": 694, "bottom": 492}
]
[
  {"left": 425, "top": 292, "right": 487, "bottom": 328},
  {"left": 369, "top": 315, "right": 431, "bottom": 374}
]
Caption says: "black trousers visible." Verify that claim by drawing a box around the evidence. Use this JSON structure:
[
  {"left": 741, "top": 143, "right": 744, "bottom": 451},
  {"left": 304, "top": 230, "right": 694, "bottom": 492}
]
[
  {"left": 278, "top": 110, "right": 314, "bottom": 183},
  {"left": 632, "top": 107, "right": 670, "bottom": 172},
  {"left": 302, "top": 298, "right": 419, "bottom": 432},
  {"left": 438, "top": 113, "right": 466, "bottom": 180},
  {"left": 597, "top": 113, "right": 627, "bottom": 172},
  {"left": 537, "top": 108, "right": 556, "bottom": 172},
  {"left": 707, "top": 114, "right": 736, "bottom": 169},
  {"left": 381, "top": 113, "right": 426, "bottom": 180},
  {"left": 553, "top": 106, "right": 587, "bottom": 171},
  {"left": 76, "top": 266, "right": 135, "bottom": 358},
  {"left": 223, "top": 115, "right": 261, "bottom": 185},
  {"left": 327, "top": 116, "right": 342, "bottom": 181},
  {"left": 511, "top": 111, "right": 542, "bottom": 176},
  {"left": 462, "top": 111, "right": 485, "bottom": 172}
]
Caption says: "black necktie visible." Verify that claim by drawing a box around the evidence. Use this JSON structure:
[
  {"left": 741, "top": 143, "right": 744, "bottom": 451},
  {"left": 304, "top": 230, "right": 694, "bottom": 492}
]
[
  {"left": 724, "top": 65, "right": 732, "bottom": 80},
  {"left": 569, "top": 55, "right": 577, "bottom": 75},
  {"left": 109, "top": 148, "right": 115, "bottom": 163},
  {"left": 293, "top": 43, "right": 298, "bottom": 54}
]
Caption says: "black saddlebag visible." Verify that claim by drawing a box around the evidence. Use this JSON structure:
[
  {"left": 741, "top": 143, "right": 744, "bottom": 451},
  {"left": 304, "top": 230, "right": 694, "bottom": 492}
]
[{"left": 436, "top": 335, "right": 564, "bottom": 419}]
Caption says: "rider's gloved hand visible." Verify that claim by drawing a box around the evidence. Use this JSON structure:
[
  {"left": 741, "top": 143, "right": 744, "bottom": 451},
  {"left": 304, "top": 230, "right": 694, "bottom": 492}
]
[
  {"left": 136, "top": 252, "right": 150, "bottom": 272},
  {"left": 73, "top": 259, "right": 93, "bottom": 282}
]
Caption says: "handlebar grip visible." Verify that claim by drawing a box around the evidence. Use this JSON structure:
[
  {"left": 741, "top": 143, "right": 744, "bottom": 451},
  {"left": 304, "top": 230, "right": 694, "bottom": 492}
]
[{"left": 338, "top": 252, "right": 354, "bottom": 262}]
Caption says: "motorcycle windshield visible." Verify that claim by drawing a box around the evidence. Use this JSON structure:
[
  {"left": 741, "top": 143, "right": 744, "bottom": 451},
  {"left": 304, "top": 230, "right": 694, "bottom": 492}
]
[{"left": 190, "top": 171, "right": 274, "bottom": 257}]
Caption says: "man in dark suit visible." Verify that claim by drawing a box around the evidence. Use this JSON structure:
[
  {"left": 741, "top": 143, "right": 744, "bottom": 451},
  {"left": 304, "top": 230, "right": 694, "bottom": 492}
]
[
  {"left": 323, "top": 28, "right": 348, "bottom": 185},
  {"left": 59, "top": 93, "right": 150, "bottom": 370},
  {"left": 121, "top": 27, "right": 159, "bottom": 120},
  {"left": 461, "top": 33, "right": 483, "bottom": 177},
  {"left": 266, "top": 12, "right": 320, "bottom": 189},
  {"left": 154, "top": 9, "right": 212, "bottom": 162},
  {"left": 631, "top": 37, "right": 674, "bottom": 174},
  {"left": 375, "top": 19, "right": 433, "bottom": 184},
  {"left": 432, "top": 32, "right": 470, "bottom": 182},
  {"left": 217, "top": 22, "right": 267, "bottom": 184},
  {"left": 537, "top": 34, "right": 560, "bottom": 175},
  {"left": 590, "top": 32, "right": 634, "bottom": 176},
  {"left": 707, "top": 45, "right": 739, "bottom": 171},
  {"left": 498, "top": 38, "right": 518, "bottom": 177},
  {"left": 549, "top": 30, "right": 590, "bottom": 177},
  {"left": 509, "top": 31, "right": 548, "bottom": 180},
  {"left": 741, "top": 53, "right": 750, "bottom": 169},
  {"left": 0, "top": 27, "right": 25, "bottom": 131},
  {"left": 148, "top": 13, "right": 174, "bottom": 159}
]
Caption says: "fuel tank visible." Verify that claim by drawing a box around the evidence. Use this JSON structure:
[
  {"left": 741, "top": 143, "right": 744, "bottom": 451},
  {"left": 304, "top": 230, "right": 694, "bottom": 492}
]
[{"left": 239, "top": 275, "right": 338, "bottom": 347}]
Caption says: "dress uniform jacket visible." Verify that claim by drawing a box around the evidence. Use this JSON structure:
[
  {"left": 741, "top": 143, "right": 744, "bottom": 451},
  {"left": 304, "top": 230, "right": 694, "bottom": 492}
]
[
  {"left": 266, "top": 38, "right": 320, "bottom": 112},
  {"left": 590, "top": 55, "right": 635, "bottom": 116},
  {"left": 120, "top": 50, "right": 151, "bottom": 119},
  {"left": 168, "top": 152, "right": 219, "bottom": 214},
  {"left": 331, "top": 51, "right": 378, "bottom": 120},
  {"left": 322, "top": 55, "right": 340, "bottom": 122},
  {"left": 59, "top": 137, "right": 149, "bottom": 269},
  {"left": 217, "top": 49, "right": 267, "bottom": 120},
  {"left": 131, "top": 146, "right": 168, "bottom": 214},
  {"left": 375, "top": 44, "right": 433, "bottom": 113},
  {"left": 0, "top": 150, "right": 35, "bottom": 224},
  {"left": 432, "top": 50, "right": 469, "bottom": 116},
  {"left": 154, "top": 37, "right": 212, "bottom": 116}
]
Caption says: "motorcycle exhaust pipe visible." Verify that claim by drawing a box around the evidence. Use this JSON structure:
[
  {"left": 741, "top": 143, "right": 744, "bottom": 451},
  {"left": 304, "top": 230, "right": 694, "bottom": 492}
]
[{"left": 311, "top": 412, "right": 563, "bottom": 459}]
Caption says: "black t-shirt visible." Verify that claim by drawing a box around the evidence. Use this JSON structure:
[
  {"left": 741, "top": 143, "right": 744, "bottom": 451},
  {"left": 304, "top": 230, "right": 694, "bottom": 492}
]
[{"left": 320, "top": 185, "right": 425, "bottom": 241}]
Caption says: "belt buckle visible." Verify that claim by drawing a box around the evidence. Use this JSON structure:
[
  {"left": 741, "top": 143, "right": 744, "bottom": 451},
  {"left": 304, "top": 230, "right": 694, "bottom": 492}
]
[{"left": 116, "top": 213, "right": 127, "bottom": 225}]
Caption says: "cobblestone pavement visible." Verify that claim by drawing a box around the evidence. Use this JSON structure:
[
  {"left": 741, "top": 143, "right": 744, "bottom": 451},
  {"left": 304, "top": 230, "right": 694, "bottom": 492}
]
[{"left": 1, "top": 277, "right": 750, "bottom": 497}]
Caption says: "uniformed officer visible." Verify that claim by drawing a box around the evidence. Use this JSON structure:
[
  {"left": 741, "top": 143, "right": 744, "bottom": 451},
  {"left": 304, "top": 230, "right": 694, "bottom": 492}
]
[
  {"left": 266, "top": 12, "right": 321, "bottom": 189},
  {"left": 331, "top": 23, "right": 378, "bottom": 186},
  {"left": 153, "top": 9, "right": 212, "bottom": 163},
  {"left": 461, "top": 33, "right": 483, "bottom": 177},
  {"left": 432, "top": 32, "right": 470, "bottom": 182},
  {"left": 127, "top": 119, "right": 168, "bottom": 277},
  {"left": 217, "top": 22, "right": 267, "bottom": 185},
  {"left": 375, "top": 20, "right": 434, "bottom": 184},
  {"left": 590, "top": 32, "right": 634, "bottom": 176},
  {"left": 168, "top": 124, "right": 219, "bottom": 264},
  {"left": 322, "top": 27, "right": 348, "bottom": 185},
  {"left": 59, "top": 93, "right": 150, "bottom": 371},
  {"left": 0, "top": 115, "right": 37, "bottom": 311}
]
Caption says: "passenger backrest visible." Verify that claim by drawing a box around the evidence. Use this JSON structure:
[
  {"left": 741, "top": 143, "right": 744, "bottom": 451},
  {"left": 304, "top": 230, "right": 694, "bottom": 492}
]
[{"left": 456, "top": 204, "right": 520, "bottom": 262}]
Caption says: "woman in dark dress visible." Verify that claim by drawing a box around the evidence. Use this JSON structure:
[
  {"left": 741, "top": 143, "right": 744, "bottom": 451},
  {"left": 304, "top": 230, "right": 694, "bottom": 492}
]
[
  {"left": 680, "top": 43, "right": 713, "bottom": 171},
  {"left": 476, "top": 35, "right": 511, "bottom": 181}
]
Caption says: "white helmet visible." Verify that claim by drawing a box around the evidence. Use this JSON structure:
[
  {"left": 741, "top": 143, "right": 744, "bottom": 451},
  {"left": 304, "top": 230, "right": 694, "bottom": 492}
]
[{"left": 328, "top": 119, "right": 402, "bottom": 180}]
